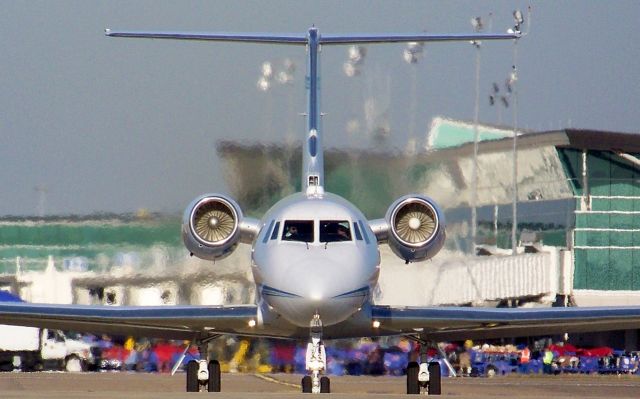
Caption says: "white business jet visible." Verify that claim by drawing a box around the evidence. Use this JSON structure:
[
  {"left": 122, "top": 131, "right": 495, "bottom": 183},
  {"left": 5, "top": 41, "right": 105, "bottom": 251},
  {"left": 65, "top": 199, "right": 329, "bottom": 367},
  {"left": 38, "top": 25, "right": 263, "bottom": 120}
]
[{"left": 2, "top": 22, "right": 640, "bottom": 395}]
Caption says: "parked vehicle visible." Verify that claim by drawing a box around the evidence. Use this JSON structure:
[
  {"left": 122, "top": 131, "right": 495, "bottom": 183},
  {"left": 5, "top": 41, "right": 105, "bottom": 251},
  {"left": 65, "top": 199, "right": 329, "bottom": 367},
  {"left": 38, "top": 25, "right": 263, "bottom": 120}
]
[
  {"left": 470, "top": 351, "right": 519, "bottom": 377},
  {"left": 0, "top": 325, "right": 96, "bottom": 372}
]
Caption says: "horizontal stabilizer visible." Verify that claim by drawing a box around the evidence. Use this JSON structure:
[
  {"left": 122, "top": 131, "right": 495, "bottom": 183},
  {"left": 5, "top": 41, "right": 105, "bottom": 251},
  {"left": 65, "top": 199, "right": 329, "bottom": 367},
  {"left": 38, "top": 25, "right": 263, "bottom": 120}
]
[
  {"left": 105, "top": 29, "right": 307, "bottom": 44},
  {"left": 105, "top": 29, "right": 520, "bottom": 45},
  {"left": 320, "top": 32, "right": 520, "bottom": 44}
]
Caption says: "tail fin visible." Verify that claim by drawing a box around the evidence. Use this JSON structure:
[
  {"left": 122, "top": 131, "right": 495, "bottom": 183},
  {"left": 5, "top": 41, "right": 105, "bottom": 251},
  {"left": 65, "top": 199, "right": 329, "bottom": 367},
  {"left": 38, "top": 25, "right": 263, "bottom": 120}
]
[{"left": 106, "top": 27, "right": 520, "bottom": 195}]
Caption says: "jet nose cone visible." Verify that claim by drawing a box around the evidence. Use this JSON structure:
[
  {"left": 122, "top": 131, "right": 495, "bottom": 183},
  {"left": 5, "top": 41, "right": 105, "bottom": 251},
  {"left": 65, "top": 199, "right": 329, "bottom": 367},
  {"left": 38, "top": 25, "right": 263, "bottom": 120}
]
[
  {"left": 294, "top": 257, "right": 363, "bottom": 300},
  {"left": 263, "top": 254, "right": 372, "bottom": 327}
]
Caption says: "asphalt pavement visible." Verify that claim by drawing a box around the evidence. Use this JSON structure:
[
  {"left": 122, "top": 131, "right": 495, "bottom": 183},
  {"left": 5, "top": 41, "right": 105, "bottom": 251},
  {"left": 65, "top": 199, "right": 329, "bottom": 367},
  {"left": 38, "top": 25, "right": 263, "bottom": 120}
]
[{"left": 1, "top": 372, "right": 640, "bottom": 398}]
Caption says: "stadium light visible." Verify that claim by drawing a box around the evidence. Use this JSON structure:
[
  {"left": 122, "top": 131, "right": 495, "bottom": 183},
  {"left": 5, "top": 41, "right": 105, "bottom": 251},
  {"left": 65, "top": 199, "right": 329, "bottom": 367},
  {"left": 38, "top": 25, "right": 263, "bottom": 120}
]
[
  {"left": 257, "top": 59, "right": 296, "bottom": 91},
  {"left": 257, "top": 76, "right": 270, "bottom": 91},
  {"left": 514, "top": 10, "right": 524, "bottom": 25},
  {"left": 403, "top": 42, "right": 424, "bottom": 64},
  {"left": 470, "top": 16, "right": 484, "bottom": 32},
  {"left": 344, "top": 45, "right": 367, "bottom": 77}
]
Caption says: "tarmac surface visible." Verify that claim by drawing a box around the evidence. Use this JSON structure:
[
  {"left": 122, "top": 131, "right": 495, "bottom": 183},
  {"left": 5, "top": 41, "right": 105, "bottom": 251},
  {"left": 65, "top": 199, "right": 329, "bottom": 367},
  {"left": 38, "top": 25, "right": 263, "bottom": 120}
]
[{"left": 1, "top": 372, "right": 640, "bottom": 399}]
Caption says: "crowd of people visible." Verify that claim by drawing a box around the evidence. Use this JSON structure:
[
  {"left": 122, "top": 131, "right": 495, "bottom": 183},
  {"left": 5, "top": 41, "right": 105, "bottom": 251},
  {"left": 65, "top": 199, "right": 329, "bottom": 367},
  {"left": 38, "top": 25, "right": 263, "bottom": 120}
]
[
  {"left": 452, "top": 341, "right": 640, "bottom": 376},
  {"left": 85, "top": 335, "right": 640, "bottom": 376}
]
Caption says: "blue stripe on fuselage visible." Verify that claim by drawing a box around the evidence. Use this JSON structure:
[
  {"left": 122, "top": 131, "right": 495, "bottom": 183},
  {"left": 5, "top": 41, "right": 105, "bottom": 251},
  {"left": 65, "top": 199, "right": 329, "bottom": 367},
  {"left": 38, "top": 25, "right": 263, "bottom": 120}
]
[
  {"left": 332, "top": 286, "right": 369, "bottom": 299},
  {"left": 260, "top": 284, "right": 302, "bottom": 298}
]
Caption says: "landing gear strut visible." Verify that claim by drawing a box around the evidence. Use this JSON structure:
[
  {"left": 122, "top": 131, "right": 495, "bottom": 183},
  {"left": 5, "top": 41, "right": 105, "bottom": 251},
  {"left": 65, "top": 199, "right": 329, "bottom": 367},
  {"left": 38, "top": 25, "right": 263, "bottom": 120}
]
[
  {"left": 405, "top": 338, "right": 447, "bottom": 395},
  {"left": 302, "top": 314, "right": 330, "bottom": 393},
  {"left": 185, "top": 336, "right": 221, "bottom": 392}
]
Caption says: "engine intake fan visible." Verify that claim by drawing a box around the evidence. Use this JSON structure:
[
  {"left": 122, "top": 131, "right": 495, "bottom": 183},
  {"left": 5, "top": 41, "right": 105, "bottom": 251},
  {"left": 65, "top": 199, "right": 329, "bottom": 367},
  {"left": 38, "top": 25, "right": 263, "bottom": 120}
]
[
  {"left": 182, "top": 195, "right": 243, "bottom": 261},
  {"left": 192, "top": 199, "right": 236, "bottom": 244},
  {"left": 393, "top": 201, "right": 437, "bottom": 246},
  {"left": 386, "top": 195, "right": 445, "bottom": 263}
]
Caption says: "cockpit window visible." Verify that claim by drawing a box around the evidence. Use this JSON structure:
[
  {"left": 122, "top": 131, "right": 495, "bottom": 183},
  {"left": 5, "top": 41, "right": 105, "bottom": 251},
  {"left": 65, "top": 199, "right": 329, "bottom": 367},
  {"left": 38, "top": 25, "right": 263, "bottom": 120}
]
[
  {"left": 353, "top": 222, "right": 363, "bottom": 241},
  {"left": 270, "top": 221, "right": 280, "bottom": 240},
  {"left": 263, "top": 220, "right": 275, "bottom": 243},
  {"left": 320, "top": 220, "right": 352, "bottom": 243},
  {"left": 358, "top": 220, "right": 370, "bottom": 244},
  {"left": 282, "top": 220, "right": 314, "bottom": 242}
]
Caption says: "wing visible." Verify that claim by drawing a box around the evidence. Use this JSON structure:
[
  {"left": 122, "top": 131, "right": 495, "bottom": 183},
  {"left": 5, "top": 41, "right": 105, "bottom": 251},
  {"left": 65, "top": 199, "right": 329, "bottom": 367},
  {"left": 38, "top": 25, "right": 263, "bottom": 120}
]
[
  {"left": 372, "top": 305, "right": 640, "bottom": 341},
  {"left": 0, "top": 302, "right": 257, "bottom": 340}
]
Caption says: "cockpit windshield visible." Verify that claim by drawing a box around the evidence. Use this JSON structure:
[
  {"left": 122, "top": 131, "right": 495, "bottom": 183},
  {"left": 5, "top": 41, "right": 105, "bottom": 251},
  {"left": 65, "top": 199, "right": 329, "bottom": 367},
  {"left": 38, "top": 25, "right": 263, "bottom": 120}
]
[
  {"left": 320, "top": 220, "right": 352, "bottom": 243},
  {"left": 282, "top": 220, "right": 314, "bottom": 242}
]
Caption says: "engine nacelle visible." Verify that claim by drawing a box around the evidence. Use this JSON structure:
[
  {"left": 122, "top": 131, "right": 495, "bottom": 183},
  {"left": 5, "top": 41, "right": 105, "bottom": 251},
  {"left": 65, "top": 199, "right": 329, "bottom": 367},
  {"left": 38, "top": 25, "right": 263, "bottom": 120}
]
[
  {"left": 182, "top": 194, "right": 243, "bottom": 261},
  {"left": 385, "top": 195, "right": 446, "bottom": 263}
]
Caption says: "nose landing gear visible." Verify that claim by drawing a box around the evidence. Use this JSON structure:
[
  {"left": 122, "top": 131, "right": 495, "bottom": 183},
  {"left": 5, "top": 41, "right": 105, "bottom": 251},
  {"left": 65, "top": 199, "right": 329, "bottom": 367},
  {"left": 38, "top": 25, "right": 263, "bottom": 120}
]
[{"left": 302, "top": 313, "right": 330, "bottom": 393}]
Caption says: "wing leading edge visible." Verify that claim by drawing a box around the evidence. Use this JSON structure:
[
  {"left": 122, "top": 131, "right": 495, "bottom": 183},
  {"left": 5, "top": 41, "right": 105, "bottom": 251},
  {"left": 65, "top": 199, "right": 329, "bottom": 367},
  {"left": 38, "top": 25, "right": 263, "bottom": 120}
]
[
  {"left": 372, "top": 305, "right": 640, "bottom": 341},
  {"left": 0, "top": 302, "right": 257, "bottom": 340}
]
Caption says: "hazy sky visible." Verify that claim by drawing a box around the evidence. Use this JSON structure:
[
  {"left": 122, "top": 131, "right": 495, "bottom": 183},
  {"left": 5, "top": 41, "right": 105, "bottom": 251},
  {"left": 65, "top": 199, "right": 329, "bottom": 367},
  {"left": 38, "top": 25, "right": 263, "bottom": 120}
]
[{"left": 1, "top": 1, "right": 638, "bottom": 216}]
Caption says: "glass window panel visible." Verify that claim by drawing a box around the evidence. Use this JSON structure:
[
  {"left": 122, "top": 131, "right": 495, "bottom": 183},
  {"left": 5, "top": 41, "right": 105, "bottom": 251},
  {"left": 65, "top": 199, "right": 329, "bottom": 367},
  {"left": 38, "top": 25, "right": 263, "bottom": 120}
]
[
  {"left": 270, "top": 222, "right": 280, "bottom": 240},
  {"left": 263, "top": 220, "right": 275, "bottom": 243},
  {"left": 320, "top": 220, "right": 351, "bottom": 242},
  {"left": 282, "top": 220, "right": 314, "bottom": 242},
  {"left": 353, "top": 222, "right": 363, "bottom": 241},
  {"left": 358, "top": 220, "right": 370, "bottom": 244}
]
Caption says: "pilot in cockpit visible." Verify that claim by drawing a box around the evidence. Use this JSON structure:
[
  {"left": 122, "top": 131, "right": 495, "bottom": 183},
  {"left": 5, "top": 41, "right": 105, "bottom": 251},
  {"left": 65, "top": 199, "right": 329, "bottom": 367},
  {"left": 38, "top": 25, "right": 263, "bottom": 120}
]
[
  {"left": 285, "top": 225, "right": 299, "bottom": 239},
  {"left": 336, "top": 224, "right": 350, "bottom": 241}
]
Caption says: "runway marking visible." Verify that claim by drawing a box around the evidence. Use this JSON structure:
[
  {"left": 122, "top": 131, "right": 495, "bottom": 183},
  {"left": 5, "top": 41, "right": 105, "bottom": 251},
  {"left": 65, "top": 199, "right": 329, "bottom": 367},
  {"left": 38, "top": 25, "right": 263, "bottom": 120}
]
[{"left": 252, "top": 373, "right": 299, "bottom": 389}]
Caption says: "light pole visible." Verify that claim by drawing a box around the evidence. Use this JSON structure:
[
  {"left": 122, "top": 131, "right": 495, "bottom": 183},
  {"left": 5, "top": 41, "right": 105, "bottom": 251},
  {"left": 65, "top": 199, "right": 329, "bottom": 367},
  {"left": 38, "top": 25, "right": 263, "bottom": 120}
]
[
  {"left": 257, "top": 59, "right": 296, "bottom": 135},
  {"left": 34, "top": 185, "right": 48, "bottom": 218},
  {"left": 484, "top": 10, "right": 525, "bottom": 254},
  {"left": 470, "top": 16, "right": 483, "bottom": 255},
  {"left": 256, "top": 59, "right": 296, "bottom": 196},
  {"left": 257, "top": 61, "right": 274, "bottom": 138},
  {"left": 403, "top": 41, "right": 424, "bottom": 153},
  {"left": 510, "top": 64, "right": 519, "bottom": 255},
  {"left": 510, "top": 9, "right": 524, "bottom": 255},
  {"left": 343, "top": 45, "right": 367, "bottom": 144}
]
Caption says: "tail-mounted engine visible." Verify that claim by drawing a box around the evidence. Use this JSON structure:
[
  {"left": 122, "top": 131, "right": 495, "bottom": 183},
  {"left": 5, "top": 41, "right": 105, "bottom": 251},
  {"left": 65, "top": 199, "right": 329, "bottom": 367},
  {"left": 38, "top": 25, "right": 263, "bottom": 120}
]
[
  {"left": 385, "top": 195, "right": 445, "bottom": 263},
  {"left": 182, "top": 194, "right": 251, "bottom": 261}
]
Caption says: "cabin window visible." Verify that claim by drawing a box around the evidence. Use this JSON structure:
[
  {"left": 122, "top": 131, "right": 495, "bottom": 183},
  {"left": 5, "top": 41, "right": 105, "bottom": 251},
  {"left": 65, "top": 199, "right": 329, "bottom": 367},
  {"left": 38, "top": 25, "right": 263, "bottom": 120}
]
[
  {"left": 358, "top": 220, "right": 370, "bottom": 244},
  {"left": 263, "top": 220, "right": 275, "bottom": 243},
  {"left": 353, "top": 222, "right": 363, "bottom": 241},
  {"left": 270, "top": 221, "right": 280, "bottom": 240},
  {"left": 320, "top": 220, "right": 352, "bottom": 242},
  {"left": 282, "top": 220, "right": 314, "bottom": 242}
]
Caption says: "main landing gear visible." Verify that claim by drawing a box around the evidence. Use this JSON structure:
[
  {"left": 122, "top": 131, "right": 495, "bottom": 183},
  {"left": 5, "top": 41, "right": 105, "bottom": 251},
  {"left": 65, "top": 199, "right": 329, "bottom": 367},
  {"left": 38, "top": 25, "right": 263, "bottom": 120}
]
[
  {"left": 406, "top": 360, "right": 441, "bottom": 395},
  {"left": 184, "top": 336, "right": 221, "bottom": 392},
  {"left": 302, "top": 314, "right": 330, "bottom": 393},
  {"left": 405, "top": 339, "right": 445, "bottom": 395}
]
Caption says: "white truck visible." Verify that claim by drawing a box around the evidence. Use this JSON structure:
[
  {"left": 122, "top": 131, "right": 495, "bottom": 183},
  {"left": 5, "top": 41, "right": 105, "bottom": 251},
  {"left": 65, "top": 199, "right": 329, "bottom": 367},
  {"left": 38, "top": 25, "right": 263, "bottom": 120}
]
[{"left": 0, "top": 325, "right": 96, "bottom": 372}]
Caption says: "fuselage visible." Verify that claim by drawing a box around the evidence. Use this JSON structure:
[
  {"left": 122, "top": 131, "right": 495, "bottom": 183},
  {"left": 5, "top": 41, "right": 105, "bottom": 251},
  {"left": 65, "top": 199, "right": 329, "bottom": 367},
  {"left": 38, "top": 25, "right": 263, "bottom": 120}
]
[{"left": 251, "top": 191, "right": 380, "bottom": 327}]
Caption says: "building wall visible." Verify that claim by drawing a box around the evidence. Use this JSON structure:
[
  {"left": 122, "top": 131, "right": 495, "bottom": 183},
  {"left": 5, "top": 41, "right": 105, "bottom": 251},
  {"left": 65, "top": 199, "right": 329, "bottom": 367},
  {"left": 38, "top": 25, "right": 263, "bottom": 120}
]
[
  {"left": 558, "top": 148, "right": 640, "bottom": 290},
  {"left": 0, "top": 217, "right": 182, "bottom": 273}
]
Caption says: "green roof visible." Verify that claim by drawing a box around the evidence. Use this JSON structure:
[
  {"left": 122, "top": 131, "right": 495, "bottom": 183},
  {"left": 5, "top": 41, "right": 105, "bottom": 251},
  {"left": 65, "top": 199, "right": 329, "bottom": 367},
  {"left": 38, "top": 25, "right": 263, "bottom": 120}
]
[{"left": 427, "top": 117, "right": 514, "bottom": 150}]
